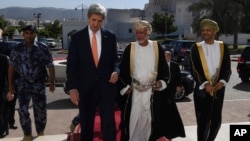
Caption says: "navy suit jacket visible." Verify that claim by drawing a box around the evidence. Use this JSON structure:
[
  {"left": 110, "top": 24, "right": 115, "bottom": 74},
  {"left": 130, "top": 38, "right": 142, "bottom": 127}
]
[
  {"left": 0, "top": 54, "right": 8, "bottom": 94},
  {"left": 66, "top": 26, "right": 119, "bottom": 97}
]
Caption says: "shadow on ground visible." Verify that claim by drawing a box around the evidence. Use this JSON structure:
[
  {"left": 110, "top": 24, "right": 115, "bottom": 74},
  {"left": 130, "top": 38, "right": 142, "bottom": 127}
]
[
  {"left": 47, "top": 99, "right": 78, "bottom": 109},
  {"left": 176, "top": 96, "right": 192, "bottom": 103},
  {"left": 233, "top": 81, "right": 250, "bottom": 92}
]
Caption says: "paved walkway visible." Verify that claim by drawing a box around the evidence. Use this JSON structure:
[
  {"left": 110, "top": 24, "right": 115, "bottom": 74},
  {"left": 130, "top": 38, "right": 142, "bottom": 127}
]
[
  {"left": 2, "top": 122, "right": 249, "bottom": 141},
  {"left": 1, "top": 99, "right": 250, "bottom": 141}
]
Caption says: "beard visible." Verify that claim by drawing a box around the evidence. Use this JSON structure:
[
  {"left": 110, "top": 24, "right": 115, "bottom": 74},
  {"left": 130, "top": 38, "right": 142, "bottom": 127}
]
[{"left": 137, "top": 37, "right": 148, "bottom": 44}]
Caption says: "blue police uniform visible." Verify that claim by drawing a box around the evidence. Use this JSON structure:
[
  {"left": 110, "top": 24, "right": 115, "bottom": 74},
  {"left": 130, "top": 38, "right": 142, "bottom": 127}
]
[{"left": 9, "top": 41, "right": 54, "bottom": 135}]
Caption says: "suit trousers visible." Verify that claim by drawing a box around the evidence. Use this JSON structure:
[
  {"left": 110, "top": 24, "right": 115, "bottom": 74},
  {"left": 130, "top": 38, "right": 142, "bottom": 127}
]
[
  {"left": 6, "top": 93, "right": 17, "bottom": 126},
  {"left": 79, "top": 80, "right": 116, "bottom": 141},
  {"left": 0, "top": 94, "right": 8, "bottom": 135}
]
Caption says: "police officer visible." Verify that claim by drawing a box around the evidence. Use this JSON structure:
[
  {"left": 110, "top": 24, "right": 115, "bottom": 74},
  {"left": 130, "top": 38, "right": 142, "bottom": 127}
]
[{"left": 7, "top": 25, "right": 55, "bottom": 141}]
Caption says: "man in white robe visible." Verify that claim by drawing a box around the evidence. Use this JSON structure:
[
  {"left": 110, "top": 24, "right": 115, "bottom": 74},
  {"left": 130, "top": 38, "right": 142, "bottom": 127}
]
[
  {"left": 129, "top": 40, "right": 158, "bottom": 141},
  {"left": 118, "top": 20, "right": 185, "bottom": 141}
]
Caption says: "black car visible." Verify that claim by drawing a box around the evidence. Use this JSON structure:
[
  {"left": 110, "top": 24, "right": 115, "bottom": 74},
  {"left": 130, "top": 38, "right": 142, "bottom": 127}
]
[
  {"left": 0, "top": 40, "right": 20, "bottom": 56},
  {"left": 175, "top": 70, "right": 194, "bottom": 101},
  {"left": 160, "top": 39, "right": 174, "bottom": 50},
  {"left": 237, "top": 46, "right": 250, "bottom": 82},
  {"left": 165, "top": 40, "right": 195, "bottom": 62}
]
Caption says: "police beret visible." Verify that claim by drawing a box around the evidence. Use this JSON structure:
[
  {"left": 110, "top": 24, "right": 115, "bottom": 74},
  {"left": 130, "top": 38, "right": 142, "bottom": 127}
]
[{"left": 21, "top": 25, "right": 37, "bottom": 33}]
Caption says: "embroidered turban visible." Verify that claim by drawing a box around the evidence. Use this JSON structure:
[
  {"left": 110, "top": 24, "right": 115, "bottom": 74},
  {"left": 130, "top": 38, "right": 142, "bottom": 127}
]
[
  {"left": 133, "top": 20, "right": 152, "bottom": 35},
  {"left": 200, "top": 19, "right": 219, "bottom": 33}
]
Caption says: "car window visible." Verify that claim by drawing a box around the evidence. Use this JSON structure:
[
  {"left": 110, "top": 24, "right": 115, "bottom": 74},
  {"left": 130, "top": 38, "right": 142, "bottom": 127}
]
[
  {"left": 166, "top": 40, "right": 195, "bottom": 50},
  {"left": 175, "top": 42, "right": 182, "bottom": 49},
  {"left": 242, "top": 47, "right": 250, "bottom": 60},
  {"left": 161, "top": 39, "right": 173, "bottom": 45},
  {"left": 184, "top": 42, "right": 195, "bottom": 49},
  {"left": 167, "top": 41, "right": 173, "bottom": 47},
  {"left": 13, "top": 39, "right": 24, "bottom": 42}
]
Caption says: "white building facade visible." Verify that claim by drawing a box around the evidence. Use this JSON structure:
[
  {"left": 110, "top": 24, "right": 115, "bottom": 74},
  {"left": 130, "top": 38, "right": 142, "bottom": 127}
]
[
  {"left": 62, "top": 0, "right": 250, "bottom": 48},
  {"left": 62, "top": 0, "right": 199, "bottom": 49}
]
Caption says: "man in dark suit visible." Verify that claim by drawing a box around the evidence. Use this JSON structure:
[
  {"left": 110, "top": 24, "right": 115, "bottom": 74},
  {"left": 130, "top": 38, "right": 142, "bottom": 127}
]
[
  {"left": 0, "top": 41, "right": 18, "bottom": 131},
  {"left": 66, "top": 3, "right": 119, "bottom": 141},
  {"left": 0, "top": 54, "right": 9, "bottom": 138},
  {"left": 164, "top": 50, "right": 182, "bottom": 98}
]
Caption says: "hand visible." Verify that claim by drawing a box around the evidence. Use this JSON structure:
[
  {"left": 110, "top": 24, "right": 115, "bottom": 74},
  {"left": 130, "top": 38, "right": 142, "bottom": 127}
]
[
  {"left": 49, "top": 83, "right": 55, "bottom": 93},
  {"left": 69, "top": 89, "right": 80, "bottom": 105},
  {"left": 157, "top": 136, "right": 171, "bottom": 141},
  {"left": 153, "top": 80, "right": 162, "bottom": 91},
  {"left": 214, "top": 81, "right": 224, "bottom": 91},
  {"left": 109, "top": 72, "right": 118, "bottom": 84},
  {"left": 125, "top": 87, "right": 132, "bottom": 94},
  {"left": 204, "top": 83, "right": 216, "bottom": 96},
  {"left": 7, "top": 91, "right": 15, "bottom": 101}
]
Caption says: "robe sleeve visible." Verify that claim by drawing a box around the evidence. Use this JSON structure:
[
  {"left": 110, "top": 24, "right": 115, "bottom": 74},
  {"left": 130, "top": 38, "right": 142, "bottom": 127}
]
[
  {"left": 190, "top": 44, "right": 208, "bottom": 86},
  {"left": 219, "top": 43, "right": 232, "bottom": 82},
  {"left": 156, "top": 42, "right": 168, "bottom": 84},
  {"left": 118, "top": 44, "right": 132, "bottom": 90}
]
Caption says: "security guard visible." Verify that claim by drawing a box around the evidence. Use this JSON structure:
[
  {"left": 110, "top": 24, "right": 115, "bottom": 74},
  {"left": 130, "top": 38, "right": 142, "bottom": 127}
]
[{"left": 7, "top": 25, "right": 55, "bottom": 141}]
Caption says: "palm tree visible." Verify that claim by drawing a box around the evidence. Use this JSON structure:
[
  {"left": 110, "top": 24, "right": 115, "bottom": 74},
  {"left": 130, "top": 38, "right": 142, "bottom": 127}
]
[{"left": 189, "top": 0, "right": 244, "bottom": 49}]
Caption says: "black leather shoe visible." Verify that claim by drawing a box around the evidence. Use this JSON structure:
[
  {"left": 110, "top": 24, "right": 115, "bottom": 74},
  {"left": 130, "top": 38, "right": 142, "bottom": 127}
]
[
  {"left": 9, "top": 124, "right": 18, "bottom": 130},
  {"left": 0, "top": 130, "right": 9, "bottom": 138}
]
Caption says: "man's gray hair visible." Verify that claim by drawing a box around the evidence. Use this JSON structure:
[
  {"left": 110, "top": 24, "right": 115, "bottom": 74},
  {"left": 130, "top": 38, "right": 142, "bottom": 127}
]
[{"left": 88, "top": 3, "right": 107, "bottom": 19}]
